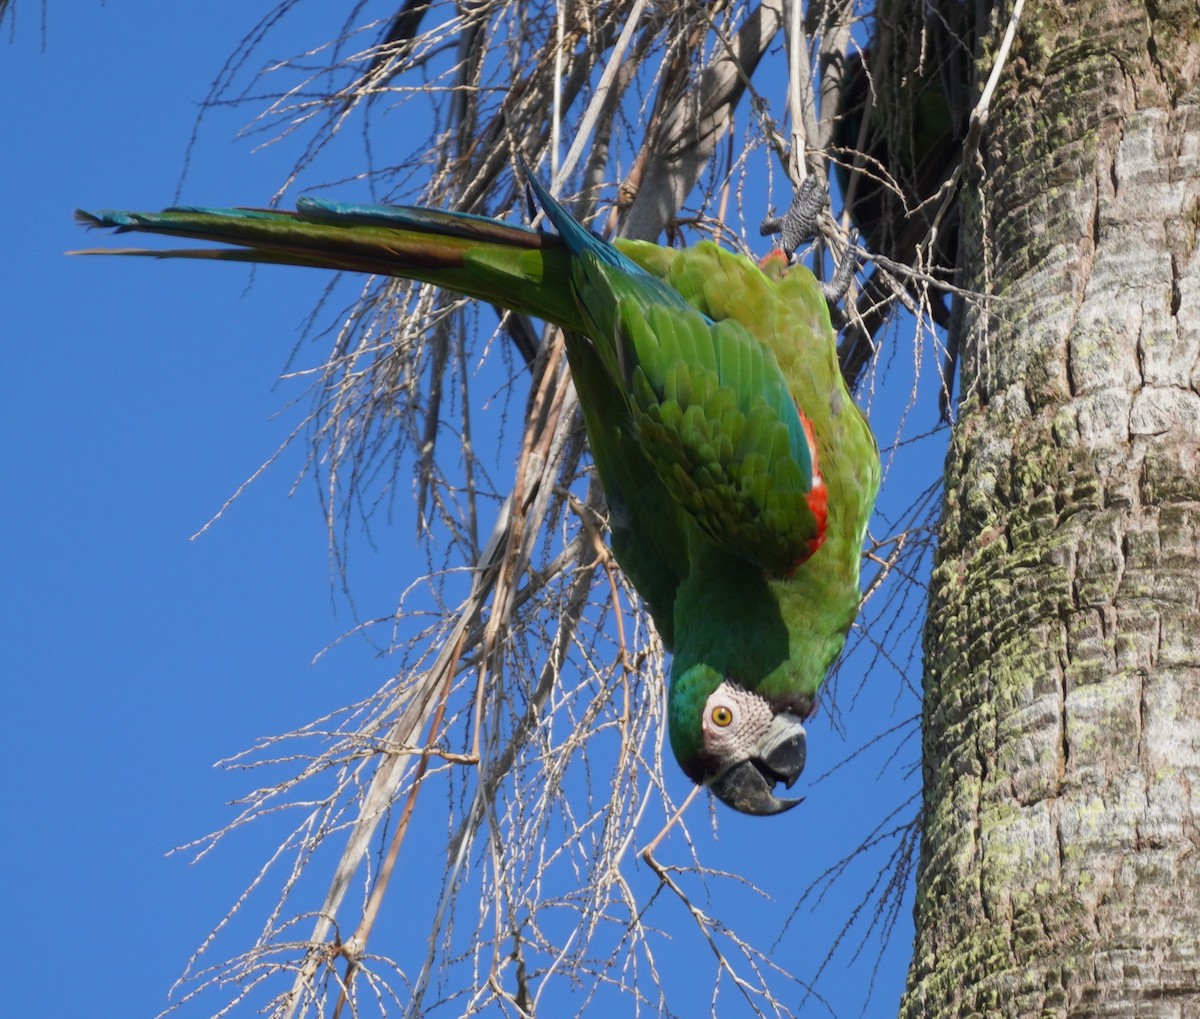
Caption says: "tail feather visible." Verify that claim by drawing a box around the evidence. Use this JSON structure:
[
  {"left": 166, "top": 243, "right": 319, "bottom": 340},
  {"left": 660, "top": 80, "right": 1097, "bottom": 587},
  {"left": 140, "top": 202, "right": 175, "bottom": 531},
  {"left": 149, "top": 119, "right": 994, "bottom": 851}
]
[
  {"left": 295, "top": 198, "right": 549, "bottom": 248},
  {"left": 73, "top": 202, "right": 582, "bottom": 330}
]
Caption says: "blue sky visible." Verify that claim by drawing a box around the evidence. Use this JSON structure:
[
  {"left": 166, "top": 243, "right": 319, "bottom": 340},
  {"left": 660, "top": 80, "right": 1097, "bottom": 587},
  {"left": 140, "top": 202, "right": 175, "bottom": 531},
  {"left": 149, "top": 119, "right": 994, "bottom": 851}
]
[{"left": 4, "top": 4, "right": 935, "bottom": 1016}]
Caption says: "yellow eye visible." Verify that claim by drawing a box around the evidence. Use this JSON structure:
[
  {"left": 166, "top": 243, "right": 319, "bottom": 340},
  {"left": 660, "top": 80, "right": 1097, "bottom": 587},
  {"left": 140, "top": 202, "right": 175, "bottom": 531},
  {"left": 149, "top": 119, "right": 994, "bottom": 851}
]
[{"left": 711, "top": 705, "right": 733, "bottom": 727}]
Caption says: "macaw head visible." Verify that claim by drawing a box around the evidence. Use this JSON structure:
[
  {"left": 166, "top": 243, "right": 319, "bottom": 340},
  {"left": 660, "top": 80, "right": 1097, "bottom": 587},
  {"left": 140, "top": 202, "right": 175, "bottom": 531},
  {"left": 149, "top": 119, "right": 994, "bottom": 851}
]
[{"left": 669, "top": 667, "right": 808, "bottom": 816}]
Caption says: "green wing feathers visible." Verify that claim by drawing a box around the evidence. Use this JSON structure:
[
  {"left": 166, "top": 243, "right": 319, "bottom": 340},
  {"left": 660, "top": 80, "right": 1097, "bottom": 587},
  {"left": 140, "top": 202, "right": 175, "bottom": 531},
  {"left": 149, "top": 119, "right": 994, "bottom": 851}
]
[
  {"left": 622, "top": 303, "right": 823, "bottom": 573},
  {"left": 621, "top": 240, "right": 878, "bottom": 557},
  {"left": 566, "top": 244, "right": 824, "bottom": 578}
]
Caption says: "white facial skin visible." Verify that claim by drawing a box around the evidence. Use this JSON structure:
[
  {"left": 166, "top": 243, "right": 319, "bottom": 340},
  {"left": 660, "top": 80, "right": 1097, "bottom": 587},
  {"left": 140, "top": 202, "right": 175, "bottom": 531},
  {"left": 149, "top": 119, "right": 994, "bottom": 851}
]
[{"left": 701, "top": 681, "right": 775, "bottom": 761}]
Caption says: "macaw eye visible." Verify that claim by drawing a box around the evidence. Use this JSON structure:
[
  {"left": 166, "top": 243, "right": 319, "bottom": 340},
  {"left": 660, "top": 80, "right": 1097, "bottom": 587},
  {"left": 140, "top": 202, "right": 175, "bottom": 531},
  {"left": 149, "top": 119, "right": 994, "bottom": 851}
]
[{"left": 710, "top": 705, "right": 733, "bottom": 727}]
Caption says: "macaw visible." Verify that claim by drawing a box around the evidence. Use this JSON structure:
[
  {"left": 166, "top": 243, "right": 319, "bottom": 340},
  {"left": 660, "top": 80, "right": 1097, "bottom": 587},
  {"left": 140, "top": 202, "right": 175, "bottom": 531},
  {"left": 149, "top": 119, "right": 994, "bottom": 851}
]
[{"left": 74, "top": 166, "right": 880, "bottom": 815}]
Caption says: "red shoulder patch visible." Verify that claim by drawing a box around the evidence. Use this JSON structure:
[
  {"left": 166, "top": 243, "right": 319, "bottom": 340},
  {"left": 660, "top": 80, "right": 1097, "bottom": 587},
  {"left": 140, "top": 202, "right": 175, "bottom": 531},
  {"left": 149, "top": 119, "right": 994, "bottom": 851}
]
[{"left": 786, "top": 409, "right": 827, "bottom": 573}]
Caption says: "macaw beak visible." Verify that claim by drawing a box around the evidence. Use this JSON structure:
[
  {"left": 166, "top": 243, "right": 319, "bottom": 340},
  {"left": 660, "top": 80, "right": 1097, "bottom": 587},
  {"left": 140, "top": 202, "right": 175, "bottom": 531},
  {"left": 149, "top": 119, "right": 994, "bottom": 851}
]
[{"left": 709, "top": 715, "right": 807, "bottom": 816}]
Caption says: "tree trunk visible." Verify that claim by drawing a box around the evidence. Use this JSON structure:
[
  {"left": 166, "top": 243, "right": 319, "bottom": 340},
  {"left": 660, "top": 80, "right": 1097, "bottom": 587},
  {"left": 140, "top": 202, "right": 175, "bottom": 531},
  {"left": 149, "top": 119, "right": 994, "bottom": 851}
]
[{"left": 903, "top": 2, "right": 1200, "bottom": 1015}]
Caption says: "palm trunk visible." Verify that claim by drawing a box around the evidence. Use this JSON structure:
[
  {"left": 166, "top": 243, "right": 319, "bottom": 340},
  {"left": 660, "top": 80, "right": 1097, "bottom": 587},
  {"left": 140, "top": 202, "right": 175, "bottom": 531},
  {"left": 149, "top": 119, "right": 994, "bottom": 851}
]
[{"left": 902, "top": 1, "right": 1200, "bottom": 1014}]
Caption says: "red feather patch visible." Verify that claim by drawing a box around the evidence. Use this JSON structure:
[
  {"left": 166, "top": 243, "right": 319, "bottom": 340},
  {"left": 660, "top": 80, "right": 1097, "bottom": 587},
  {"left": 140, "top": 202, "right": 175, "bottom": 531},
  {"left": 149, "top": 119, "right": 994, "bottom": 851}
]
[
  {"left": 757, "top": 249, "right": 789, "bottom": 272},
  {"left": 787, "top": 408, "right": 827, "bottom": 573}
]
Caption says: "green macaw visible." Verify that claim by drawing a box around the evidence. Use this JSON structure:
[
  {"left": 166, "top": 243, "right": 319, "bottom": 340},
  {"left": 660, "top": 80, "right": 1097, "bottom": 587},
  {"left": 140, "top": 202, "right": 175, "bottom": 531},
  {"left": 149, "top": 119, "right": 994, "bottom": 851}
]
[{"left": 74, "top": 166, "right": 880, "bottom": 815}]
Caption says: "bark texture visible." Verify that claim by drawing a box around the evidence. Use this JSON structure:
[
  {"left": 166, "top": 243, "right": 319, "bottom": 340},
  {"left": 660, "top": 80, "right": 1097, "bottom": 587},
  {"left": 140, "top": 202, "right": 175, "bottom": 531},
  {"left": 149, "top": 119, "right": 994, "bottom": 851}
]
[{"left": 902, "top": 1, "right": 1200, "bottom": 1015}]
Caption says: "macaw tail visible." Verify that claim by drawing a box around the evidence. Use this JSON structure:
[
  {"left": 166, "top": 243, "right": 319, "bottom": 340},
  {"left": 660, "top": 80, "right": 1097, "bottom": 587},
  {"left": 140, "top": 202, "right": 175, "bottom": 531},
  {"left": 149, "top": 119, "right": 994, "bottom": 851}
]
[{"left": 73, "top": 198, "right": 585, "bottom": 332}]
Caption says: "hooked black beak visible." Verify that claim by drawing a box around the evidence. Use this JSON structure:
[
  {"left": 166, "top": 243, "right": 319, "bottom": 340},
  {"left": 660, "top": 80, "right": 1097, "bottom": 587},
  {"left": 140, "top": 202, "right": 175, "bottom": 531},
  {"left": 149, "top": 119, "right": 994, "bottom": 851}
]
[{"left": 709, "top": 724, "right": 806, "bottom": 816}]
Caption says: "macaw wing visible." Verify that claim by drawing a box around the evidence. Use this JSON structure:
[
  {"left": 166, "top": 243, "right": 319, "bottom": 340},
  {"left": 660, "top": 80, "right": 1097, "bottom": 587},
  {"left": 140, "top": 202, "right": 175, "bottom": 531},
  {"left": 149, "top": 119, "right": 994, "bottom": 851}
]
[{"left": 574, "top": 252, "right": 825, "bottom": 578}]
